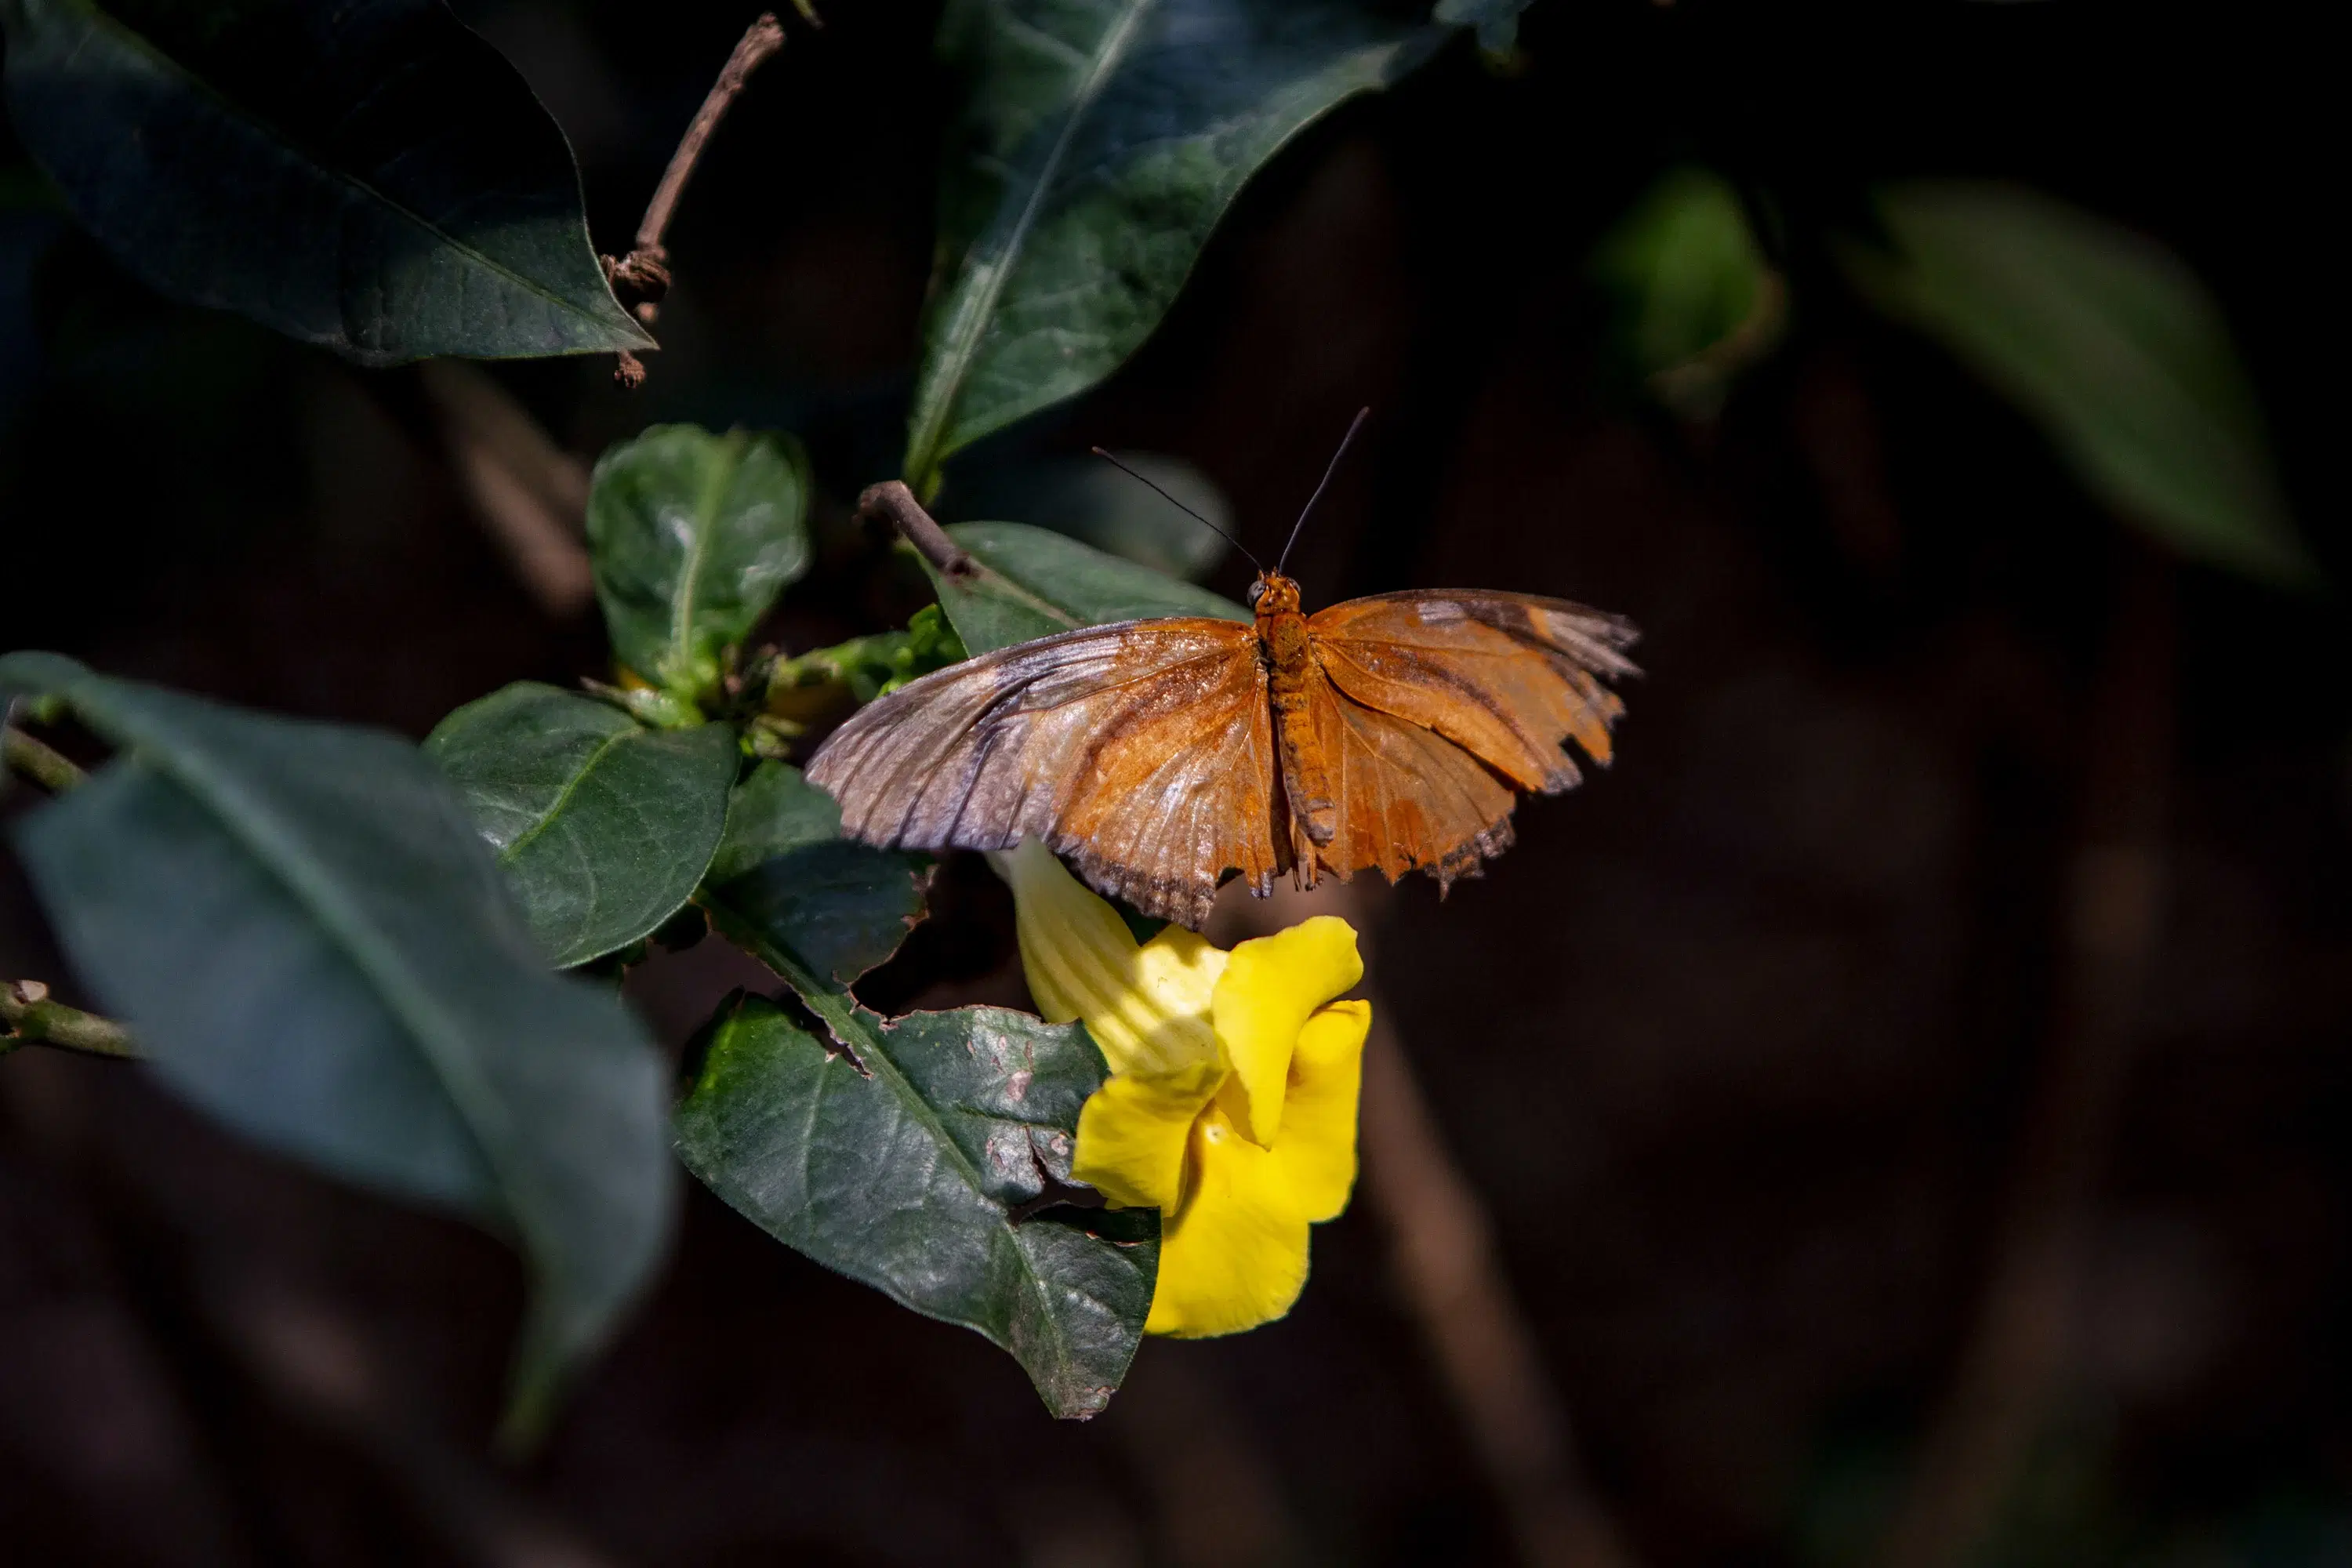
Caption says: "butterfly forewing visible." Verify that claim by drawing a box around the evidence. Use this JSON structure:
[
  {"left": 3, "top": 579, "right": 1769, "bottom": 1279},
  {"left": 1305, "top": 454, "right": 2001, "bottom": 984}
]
[
  {"left": 1308, "top": 590, "right": 1639, "bottom": 793},
  {"left": 807, "top": 618, "right": 1279, "bottom": 926}
]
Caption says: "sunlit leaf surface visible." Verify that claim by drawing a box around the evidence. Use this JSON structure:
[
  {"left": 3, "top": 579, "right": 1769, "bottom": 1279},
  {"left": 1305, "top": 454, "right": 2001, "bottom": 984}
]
[
  {"left": 427, "top": 682, "right": 739, "bottom": 968},
  {"left": 585, "top": 426, "right": 812, "bottom": 701},
  {"left": 905, "top": 0, "right": 1443, "bottom": 489},
  {"left": 676, "top": 987, "right": 1156, "bottom": 1417}
]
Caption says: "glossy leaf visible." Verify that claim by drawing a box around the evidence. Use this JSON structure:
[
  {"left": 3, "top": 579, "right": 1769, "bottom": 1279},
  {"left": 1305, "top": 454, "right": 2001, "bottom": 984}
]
[
  {"left": 1845, "top": 181, "right": 2314, "bottom": 586},
  {"left": 904, "top": 0, "right": 1443, "bottom": 490},
  {"left": 706, "top": 760, "right": 924, "bottom": 986},
  {"left": 0, "top": 652, "right": 674, "bottom": 1425},
  {"left": 927, "top": 521, "right": 1249, "bottom": 655},
  {"left": 677, "top": 989, "right": 1156, "bottom": 1417},
  {"left": 426, "top": 682, "right": 739, "bottom": 968},
  {"left": 0, "top": 0, "right": 651, "bottom": 364},
  {"left": 585, "top": 426, "right": 812, "bottom": 701}
]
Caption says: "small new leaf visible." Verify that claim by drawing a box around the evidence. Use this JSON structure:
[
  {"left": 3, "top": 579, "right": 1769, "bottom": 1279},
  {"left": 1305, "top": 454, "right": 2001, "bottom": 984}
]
[{"left": 586, "top": 426, "right": 813, "bottom": 702}]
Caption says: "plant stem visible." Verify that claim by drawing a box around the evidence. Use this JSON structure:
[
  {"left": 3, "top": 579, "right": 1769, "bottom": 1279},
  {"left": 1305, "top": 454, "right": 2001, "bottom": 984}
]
[
  {"left": 1, "top": 979, "right": 138, "bottom": 1059},
  {"left": 858, "top": 481, "right": 975, "bottom": 579},
  {"left": 2, "top": 724, "right": 86, "bottom": 792},
  {"left": 605, "top": 12, "right": 793, "bottom": 387}
]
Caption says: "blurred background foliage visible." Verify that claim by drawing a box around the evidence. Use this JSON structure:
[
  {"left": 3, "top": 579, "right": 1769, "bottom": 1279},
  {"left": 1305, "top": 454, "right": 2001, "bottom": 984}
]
[{"left": 4, "top": 2, "right": 2350, "bottom": 1566}]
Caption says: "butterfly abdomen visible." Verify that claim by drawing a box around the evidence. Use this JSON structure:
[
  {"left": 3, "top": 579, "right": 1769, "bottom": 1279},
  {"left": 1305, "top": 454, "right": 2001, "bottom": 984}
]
[{"left": 1261, "top": 606, "right": 1338, "bottom": 848}]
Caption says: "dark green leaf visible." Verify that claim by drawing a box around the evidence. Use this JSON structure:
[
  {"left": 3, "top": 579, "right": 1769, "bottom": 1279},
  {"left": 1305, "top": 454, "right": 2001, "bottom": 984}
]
[
  {"left": 904, "top": 0, "right": 1443, "bottom": 490},
  {"left": 0, "top": 652, "right": 674, "bottom": 1427},
  {"left": 1589, "top": 165, "right": 1781, "bottom": 419},
  {"left": 706, "top": 760, "right": 923, "bottom": 985},
  {"left": 585, "top": 426, "right": 812, "bottom": 700},
  {"left": 0, "top": 0, "right": 651, "bottom": 364},
  {"left": 1843, "top": 181, "right": 2315, "bottom": 586},
  {"left": 675, "top": 988, "right": 1156, "bottom": 1418},
  {"left": 927, "top": 521, "right": 1249, "bottom": 655},
  {"left": 425, "top": 682, "right": 739, "bottom": 968},
  {"left": 951, "top": 452, "right": 1236, "bottom": 583}
]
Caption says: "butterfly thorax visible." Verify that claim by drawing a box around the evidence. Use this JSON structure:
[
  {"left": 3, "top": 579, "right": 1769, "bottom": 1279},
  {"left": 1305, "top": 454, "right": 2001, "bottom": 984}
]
[{"left": 1253, "top": 573, "right": 1339, "bottom": 847}]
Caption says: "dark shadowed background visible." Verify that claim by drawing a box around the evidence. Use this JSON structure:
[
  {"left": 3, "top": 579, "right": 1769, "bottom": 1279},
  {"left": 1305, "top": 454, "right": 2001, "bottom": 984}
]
[{"left": 5, "top": 3, "right": 2350, "bottom": 1565}]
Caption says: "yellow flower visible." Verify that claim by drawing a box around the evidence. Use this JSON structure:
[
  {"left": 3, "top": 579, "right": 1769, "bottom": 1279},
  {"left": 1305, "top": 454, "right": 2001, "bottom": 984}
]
[{"left": 991, "top": 840, "right": 1370, "bottom": 1338}]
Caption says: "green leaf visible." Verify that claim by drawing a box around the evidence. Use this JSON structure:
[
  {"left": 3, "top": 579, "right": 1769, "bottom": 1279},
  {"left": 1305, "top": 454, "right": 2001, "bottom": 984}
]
[
  {"left": 904, "top": 0, "right": 1443, "bottom": 491},
  {"left": 675, "top": 987, "right": 1156, "bottom": 1418},
  {"left": 0, "top": 652, "right": 674, "bottom": 1428},
  {"left": 927, "top": 521, "right": 1250, "bottom": 655},
  {"left": 952, "top": 452, "right": 1237, "bottom": 583},
  {"left": 1589, "top": 165, "right": 1782, "bottom": 419},
  {"left": 425, "top": 682, "right": 739, "bottom": 969},
  {"left": 706, "top": 760, "right": 924, "bottom": 985},
  {"left": 765, "top": 604, "right": 971, "bottom": 720},
  {"left": 0, "top": 0, "right": 652, "bottom": 364},
  {"left": 1843, "top": 181, "right": 2316, "bottom": 587},
  {"left": 585, "top": 426, "right": 813, "bottom": 701}
]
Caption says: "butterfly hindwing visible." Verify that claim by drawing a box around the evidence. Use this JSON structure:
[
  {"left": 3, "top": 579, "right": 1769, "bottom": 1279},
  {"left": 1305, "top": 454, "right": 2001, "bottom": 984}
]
[{"left": 1297, "top": 676, "right": 1518, "bottom": 890}]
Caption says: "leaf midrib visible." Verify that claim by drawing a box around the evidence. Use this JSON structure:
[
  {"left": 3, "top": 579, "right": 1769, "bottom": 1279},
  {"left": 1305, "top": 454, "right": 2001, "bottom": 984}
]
[
  {"left": 665, "top": 434, "right": 743, "bottom": 681},
  {"left": 82, "top": 692, "right": 543, "bottom": 1259},
  {"left": 497, "top": 724, "right": 638, "bottom": 863},
  {"left": 51, "top": 0, "right": 644, "bottom": 344},
  {"left": 906, "top": 0, "right": 1158, "bottom": 481}
]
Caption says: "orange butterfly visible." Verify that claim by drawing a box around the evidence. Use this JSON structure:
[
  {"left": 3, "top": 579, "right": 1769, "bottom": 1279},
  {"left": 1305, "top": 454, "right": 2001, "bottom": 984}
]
[{"left": 807, "top": 415, "right": 1639, "bottom": 928}]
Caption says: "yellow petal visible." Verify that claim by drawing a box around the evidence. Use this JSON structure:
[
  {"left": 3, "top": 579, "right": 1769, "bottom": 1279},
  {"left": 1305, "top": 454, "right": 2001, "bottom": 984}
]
[
  {"left": 991, "top": 839, "right": 1225, "bottom": 1076},
  {"left": 1210, "top": 915, "right": 1363, "bottom": 1147},
  {"left": 1269, "top": 1000, "right": 1370, "bottom": 1222},
  {"left": 1145, "top": 1105, "right": 1312, "bottom": 1338},
  {"left": 1071, "top": 1060, "right": 1223, "bottom": 1210}
]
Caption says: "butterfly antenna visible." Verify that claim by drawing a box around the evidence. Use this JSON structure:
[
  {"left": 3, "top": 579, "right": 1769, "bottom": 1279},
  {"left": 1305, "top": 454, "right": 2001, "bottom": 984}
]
[
  {"left": 1087, "top": 448, "right": 1263, "bottom": 572},
  {"left": 1276, "top": 406, "right": 1370, "bottom": 577}
]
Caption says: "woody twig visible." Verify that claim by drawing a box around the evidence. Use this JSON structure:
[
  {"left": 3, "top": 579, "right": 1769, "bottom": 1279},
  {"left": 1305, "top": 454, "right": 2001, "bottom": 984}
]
[{"left": 605, "top": 10, "right": 798, "bottom": 388}]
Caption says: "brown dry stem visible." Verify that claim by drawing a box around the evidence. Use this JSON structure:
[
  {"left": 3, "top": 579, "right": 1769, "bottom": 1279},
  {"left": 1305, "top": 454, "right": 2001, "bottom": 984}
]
[
  {"left": 858, "top": 480, "right": 976, "bottom": 579},
  {"left": 605, "top": 12, "right": 792, "bottom": 387}
]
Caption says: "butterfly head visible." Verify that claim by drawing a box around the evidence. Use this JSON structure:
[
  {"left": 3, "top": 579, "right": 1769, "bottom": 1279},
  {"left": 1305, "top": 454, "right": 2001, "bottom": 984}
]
[{"left": 1248, "top": 573, "right": 1304, "bottom": 618}]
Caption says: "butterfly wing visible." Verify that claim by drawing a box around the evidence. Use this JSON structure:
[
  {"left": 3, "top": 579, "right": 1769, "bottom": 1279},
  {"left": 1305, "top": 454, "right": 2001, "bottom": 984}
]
[
  {"left": 1308, "top": 590, "right": 1639, "bottom": 793},
  {"left": 805, "top": 618, "right": 1280, "bottom": 927},
  {"left": 1301, "top": 682, "right": 1520, "bottom": 888},
  {"left": 1288, "top": 590, "right": 1639, "bottom": 890}
]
